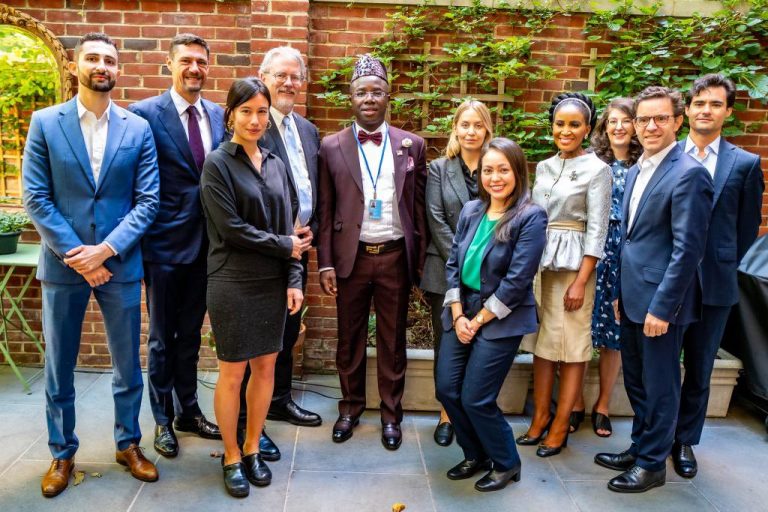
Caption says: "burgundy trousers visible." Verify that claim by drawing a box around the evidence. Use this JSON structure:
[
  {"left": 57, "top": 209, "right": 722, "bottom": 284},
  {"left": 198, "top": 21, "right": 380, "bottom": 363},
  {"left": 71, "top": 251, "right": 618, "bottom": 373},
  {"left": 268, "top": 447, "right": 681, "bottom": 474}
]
[{"left": 335, "top": 244, "right": 410, "bottom": 424}]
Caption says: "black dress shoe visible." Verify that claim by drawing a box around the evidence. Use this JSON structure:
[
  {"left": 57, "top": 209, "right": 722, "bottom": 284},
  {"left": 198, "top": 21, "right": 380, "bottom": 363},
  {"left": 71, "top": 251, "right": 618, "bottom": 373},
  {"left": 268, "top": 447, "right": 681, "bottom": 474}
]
[
  {"left": 153, "top": 424, "right": 178, "bottom": 458},
  {"left": 433, "top": 422, "right": 454, "bottom": 447},
  {"left": 221, "top": 459, "right": 249, "bottom": 498},
  {"left": 608, "top": 465, "right": 665, "bottom": 493},
  {"left": 174, "top": 415, "right": 222, "bottom": 440},
  {"left": 381, "top": 422, "right": 402, "bottom": 450},
  {"left": 594, "top": 449, "right": 637, "bottom": 471},
  {"left": 474, "top": 467, "right": 521, "bottom": 492},
  {"left": 446, "top": 458, "right": 491, "bottom": 480},
  {"left": 267, "top": 400, "right": 322, "bottom": 427},
  {"left": 332, "top": 415, "right": 359, "bottom": 443},
  {"left": 259, "top": 430, "right": 281, "bottom": 462},
  {"left": 671, "top": 442, "right": 697, "bottom": 478},
  {"left": 242, "top": 452, "right": 272, "bottom": 487},
  {"left": 536, "top": 433, "right": 568, "bottom": 458}
]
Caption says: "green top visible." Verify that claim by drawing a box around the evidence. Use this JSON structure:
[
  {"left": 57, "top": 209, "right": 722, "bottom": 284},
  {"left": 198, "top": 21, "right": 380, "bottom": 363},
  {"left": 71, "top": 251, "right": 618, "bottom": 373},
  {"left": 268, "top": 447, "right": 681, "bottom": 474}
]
[
  {"left": 461, "top": 214, "right": 498, "bottom": 291},
  {"left": 0, "top": 243, "right": 41, "bottom": 267}
]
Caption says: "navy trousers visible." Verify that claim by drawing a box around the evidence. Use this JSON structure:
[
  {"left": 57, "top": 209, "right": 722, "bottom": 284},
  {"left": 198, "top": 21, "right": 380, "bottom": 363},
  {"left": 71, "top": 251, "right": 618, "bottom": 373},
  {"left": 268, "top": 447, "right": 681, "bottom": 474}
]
[
  {"left": 144, "top": 254, "right": 207, "bottom": 426},
  {"left": 620, "top": 318, "right": 685, "bottom": 471},
  {"left": 436, "top": 325, "right": 522, "bottom": 471},
  {"left": 676, "top": 304, "right": 732, "bottom": 445},
  {"left": 43, "top": 280, "right": 143, "bottom": 459}
]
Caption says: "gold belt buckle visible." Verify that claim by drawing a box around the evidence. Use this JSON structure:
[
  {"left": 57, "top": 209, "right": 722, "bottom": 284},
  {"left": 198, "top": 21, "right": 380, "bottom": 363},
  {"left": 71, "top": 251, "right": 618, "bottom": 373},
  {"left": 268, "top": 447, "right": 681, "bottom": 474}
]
[{"left": 366, "top": 244, "right": 382, "bottom": 254}]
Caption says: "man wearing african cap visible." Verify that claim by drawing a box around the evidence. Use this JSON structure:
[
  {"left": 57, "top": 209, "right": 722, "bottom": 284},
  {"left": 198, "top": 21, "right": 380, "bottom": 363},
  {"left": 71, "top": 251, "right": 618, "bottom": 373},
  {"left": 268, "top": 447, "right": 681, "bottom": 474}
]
[{"left": 317, "top": 54, "right": 427, "bottom": 450}]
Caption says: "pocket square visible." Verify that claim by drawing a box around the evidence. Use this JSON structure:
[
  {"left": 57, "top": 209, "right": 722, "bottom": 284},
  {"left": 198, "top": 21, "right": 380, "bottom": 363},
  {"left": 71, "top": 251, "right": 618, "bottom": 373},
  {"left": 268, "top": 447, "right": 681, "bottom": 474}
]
[{"left": 407, "top": 156, "right": 414, "bottom": 168}]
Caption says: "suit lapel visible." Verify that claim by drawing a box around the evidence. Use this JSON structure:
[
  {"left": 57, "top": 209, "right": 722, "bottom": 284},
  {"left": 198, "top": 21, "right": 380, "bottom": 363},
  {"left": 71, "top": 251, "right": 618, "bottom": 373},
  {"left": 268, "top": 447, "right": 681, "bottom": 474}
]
[
  {"left": 457, "top": 203, "right": 485, "bottom": 275},
  {"left": 446, "top": 157, "right": 470, "bottom": 204},
  {"left": 712, "top": 139, "right": 736, "bottom": 207},
  {"left": 340, "top": 126, "right": 364, "bottom": 194},
  {"left": 58, "top": 98, "right": 96, "bottom": 190},
  {"left": 157, "top": 91, "right": 198, "bottom": 176},
  {"left": 265, "top": 114, "right": 297, "bottom": 191},
  {"left": 388, "top": 128, "right": 408, "bottom": 202},
  {"left": 628, "top": 148, "right": 679, "bottom": 236},
  {"left": 95, "top": 103, "right": 128, "bottom": 191},
  {"left": 295, "top": 115, "right": 319, "bottom": 210},
  {"left": 203, "top": 99, "right": 225, "bottom": 149},
  {"left": 622, "top": 163, "right": 639, "bottom": 237}
]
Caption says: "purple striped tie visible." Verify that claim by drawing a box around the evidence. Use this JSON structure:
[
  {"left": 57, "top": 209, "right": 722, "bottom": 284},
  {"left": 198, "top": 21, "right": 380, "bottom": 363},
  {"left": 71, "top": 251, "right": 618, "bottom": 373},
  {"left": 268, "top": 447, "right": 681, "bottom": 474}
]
[{"left": 186, "top": 105, "right": 205, "bottom": 171}]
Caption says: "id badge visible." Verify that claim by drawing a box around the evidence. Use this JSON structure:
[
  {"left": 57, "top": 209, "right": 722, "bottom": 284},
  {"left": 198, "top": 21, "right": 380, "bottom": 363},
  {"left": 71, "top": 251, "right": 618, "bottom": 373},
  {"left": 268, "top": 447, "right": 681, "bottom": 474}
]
[{"left": 369, "top": 199, "right": 383, "bottom": 220}]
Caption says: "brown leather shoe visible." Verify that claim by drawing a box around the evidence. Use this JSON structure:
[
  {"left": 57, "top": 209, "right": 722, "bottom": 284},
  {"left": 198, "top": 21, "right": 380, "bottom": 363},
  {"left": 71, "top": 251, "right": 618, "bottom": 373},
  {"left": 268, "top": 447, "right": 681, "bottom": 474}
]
[
  {"left": 41, "top": 458, "right": 74, "bottom": 498},
  {"left": 116, "top": 444, "right": 158, "bottom": 482}
]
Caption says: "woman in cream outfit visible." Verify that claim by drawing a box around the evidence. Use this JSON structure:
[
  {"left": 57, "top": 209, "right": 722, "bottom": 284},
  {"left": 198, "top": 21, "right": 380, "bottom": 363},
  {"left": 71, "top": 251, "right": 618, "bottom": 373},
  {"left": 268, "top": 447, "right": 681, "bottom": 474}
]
[{"left": 517, "top": 92, "right": 611, "bottom": 458}]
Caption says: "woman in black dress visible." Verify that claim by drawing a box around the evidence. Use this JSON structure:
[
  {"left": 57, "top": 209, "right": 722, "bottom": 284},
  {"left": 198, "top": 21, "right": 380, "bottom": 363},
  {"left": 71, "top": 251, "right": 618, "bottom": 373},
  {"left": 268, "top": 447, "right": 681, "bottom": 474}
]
[{"left": 200, "top": 78, "right": 308, "bottom": 497}]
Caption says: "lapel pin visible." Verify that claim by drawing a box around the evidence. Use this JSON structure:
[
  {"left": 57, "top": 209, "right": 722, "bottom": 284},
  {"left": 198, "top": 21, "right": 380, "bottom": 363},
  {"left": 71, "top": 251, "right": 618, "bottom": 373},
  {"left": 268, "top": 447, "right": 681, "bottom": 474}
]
[{"left": 396, "top": 150, "right": 403, "bottom": 156}]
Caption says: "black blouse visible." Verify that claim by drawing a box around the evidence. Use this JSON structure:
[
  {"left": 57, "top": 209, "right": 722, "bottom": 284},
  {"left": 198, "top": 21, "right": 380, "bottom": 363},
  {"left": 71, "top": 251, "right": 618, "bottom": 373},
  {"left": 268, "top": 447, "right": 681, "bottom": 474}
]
[
  {"left": 459, "top": 157, "right": 479, "bottom": 200},
  {"left": 200, "top": 141, "right": 302, "bottom": 287}
]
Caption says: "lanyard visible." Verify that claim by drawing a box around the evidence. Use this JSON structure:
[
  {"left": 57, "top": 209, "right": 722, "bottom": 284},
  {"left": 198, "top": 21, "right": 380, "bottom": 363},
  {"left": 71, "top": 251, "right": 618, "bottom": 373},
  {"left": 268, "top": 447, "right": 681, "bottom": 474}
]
[{"left": 354, "top": 124, "right": 389, "bottom": 199}]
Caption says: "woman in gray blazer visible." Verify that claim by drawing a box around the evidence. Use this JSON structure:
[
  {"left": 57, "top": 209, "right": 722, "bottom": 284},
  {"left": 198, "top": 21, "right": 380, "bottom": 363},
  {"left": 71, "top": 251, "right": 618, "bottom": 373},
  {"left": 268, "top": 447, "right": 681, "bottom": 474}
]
[{"left": 422, "top": 100, "right": 493, "bottom": 446}]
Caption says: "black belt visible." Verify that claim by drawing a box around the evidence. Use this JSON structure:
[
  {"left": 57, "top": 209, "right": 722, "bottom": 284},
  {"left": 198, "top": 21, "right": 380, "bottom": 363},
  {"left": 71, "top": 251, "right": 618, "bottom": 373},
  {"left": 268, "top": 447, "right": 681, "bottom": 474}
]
[{"left": 358, "top": 238, "right": 404, "bottom": 255}]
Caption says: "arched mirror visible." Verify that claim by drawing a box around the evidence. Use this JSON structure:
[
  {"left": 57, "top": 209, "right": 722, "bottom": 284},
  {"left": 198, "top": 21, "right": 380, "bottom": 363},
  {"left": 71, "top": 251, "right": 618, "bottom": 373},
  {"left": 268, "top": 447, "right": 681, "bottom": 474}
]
[{"left": 0, "top": 5, "right": 71, "bottom": 204}]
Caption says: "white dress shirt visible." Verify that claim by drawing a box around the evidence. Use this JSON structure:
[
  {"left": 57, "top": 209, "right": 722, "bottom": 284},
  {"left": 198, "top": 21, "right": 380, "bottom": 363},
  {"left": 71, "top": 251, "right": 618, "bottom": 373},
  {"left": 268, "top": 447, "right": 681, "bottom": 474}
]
[
  {"left": 169, "top": 87, "right": 213, "bottom": 156},
  {"left": 355, "top": 122, "right": 403, "bottom": 243},
  {"left": 684, "top": 135, "right": 720, "bottom": 179},
  {"left": 77, "top": 97, "right": 110, "bottom": 184},
  {"left": 628, "top": 141, "right": 677, "bottom": 230}
]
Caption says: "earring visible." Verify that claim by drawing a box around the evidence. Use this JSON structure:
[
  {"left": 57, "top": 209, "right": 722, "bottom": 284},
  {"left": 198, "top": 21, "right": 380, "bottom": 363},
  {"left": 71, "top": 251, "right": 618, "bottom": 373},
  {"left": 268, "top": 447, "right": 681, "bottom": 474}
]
[{"left": 266, "top": 120, "right": 272, "bottom": 130}]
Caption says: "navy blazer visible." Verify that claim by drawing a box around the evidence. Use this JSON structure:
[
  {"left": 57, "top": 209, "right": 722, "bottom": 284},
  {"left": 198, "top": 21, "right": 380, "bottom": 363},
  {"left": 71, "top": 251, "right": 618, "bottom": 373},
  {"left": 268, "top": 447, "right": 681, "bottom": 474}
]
[
  {"left": 128, "top": 90, "right": 225, "bottom": 264},
  {"left": 260, "top": 111, "right": 320, "bottom": 242},
  {"left": 618, "top": 144, "right": 714, "bottom": 325},
  {"left": 677, "top": 139, "right": 764, "bottom": 306},
  {"left": 23, "top": 98, "right": 159, "bottom": 284},
  {"left": 441, "top": 199, "right": 547, "bottom": 339}
]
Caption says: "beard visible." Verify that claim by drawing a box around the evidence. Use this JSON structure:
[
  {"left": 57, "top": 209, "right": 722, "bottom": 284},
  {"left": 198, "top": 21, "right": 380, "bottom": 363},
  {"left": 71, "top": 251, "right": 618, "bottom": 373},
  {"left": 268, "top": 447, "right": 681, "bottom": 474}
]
[{"left": 80, "top": 71, "right": 116, "bottom": 92}]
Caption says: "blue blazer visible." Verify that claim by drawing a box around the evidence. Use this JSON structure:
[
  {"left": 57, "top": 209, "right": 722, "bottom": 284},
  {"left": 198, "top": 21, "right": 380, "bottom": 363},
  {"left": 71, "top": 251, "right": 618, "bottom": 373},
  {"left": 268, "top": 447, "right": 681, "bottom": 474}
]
[
  {"left": 677, "top": 139, "right": 764, "bottom": 307},
  {"left": 22, "top": 97, "right": 160, "bottom": 284},
  {"left": 441, "top": 199, "right": 547, "bottom": 339},
  {"left": 618, "top": 144, "right": 713, "bottom": 325},
  {"left": 260, "top": 111, "right": 320, "bottom": 242},
  {"left": 128, "top": 90, "right": 225, "bottom": 264}
]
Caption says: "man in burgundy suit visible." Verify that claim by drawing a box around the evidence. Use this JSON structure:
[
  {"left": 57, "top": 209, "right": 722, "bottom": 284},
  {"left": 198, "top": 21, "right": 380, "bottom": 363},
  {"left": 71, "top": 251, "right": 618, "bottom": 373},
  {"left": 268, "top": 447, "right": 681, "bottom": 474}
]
[{"left": 317, "top": 55, "right": 427, "bottom": 450}]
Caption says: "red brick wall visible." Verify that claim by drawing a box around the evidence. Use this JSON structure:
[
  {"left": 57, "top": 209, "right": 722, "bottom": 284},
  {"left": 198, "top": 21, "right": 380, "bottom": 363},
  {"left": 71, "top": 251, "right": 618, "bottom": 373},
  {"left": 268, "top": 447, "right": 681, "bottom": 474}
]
[{"left": 1, "top": 1, "right": 767, "bottom": 375}]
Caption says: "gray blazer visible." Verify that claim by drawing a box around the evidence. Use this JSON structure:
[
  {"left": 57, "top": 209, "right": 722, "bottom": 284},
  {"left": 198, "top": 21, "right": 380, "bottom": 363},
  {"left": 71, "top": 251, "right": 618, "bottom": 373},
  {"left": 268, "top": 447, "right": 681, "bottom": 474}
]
[{"left": 421, "top": 156, "right": 473, "bottom": 294}]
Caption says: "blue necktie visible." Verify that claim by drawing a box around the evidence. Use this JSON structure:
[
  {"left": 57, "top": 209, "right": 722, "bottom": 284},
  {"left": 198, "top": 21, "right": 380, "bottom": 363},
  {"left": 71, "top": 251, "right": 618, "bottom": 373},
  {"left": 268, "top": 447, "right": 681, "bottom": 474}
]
[{"left": 282, "top": 115, "right": 313, "bottom": 226}]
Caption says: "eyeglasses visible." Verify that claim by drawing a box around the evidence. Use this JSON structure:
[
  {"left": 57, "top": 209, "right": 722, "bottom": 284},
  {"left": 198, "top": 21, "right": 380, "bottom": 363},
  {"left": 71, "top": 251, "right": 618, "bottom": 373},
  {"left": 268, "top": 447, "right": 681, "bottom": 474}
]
[
  {"left": 633, "top": 115, "right": 674, "bottom": 128},
  {"left": 607, "top": 118, "right": 633, "bottom": 128},
  {"left": 352, "top": 90, "right": 388, "bottom": 99},
  {"left": 265, "top": 71, "right": 305, "bottom": 84}
]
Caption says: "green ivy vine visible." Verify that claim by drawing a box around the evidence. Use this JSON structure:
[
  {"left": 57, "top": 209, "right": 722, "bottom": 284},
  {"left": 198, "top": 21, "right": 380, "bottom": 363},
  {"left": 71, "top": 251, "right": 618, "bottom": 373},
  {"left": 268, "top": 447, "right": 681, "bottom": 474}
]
[{"left": 315, "top": 0, "right": 768, "bottom": 158}]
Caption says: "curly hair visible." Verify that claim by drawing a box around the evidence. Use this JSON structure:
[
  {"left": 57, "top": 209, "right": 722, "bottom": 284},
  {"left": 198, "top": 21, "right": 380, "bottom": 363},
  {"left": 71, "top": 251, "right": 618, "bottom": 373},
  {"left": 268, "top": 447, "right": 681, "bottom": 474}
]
[
  {"left": 590, "top": 98, "right": 643, "bottom": 166},
  {"left": 548, "top": 92, "right": 598, "bottom": 130}
]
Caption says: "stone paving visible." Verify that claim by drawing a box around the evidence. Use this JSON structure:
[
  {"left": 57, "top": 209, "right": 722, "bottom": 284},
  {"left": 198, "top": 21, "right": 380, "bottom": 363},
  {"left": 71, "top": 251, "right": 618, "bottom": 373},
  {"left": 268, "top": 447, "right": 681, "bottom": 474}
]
[{"left": 1, "top": 366, "right": 766, "bottom": 512}]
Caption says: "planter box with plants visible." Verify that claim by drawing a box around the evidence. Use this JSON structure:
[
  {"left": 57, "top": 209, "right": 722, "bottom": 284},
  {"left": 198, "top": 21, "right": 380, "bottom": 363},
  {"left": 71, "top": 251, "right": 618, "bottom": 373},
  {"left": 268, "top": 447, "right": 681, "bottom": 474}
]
[{"left": 0, "top": 210, "right": 29, "bottom": 255}]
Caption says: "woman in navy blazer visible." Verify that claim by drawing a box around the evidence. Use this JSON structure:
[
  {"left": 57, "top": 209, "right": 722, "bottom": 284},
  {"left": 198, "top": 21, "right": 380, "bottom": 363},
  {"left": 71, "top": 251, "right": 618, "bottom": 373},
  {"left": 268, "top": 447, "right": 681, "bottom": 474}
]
[{"left": 436, "top": 138, "right": 547, "bottom": 492}]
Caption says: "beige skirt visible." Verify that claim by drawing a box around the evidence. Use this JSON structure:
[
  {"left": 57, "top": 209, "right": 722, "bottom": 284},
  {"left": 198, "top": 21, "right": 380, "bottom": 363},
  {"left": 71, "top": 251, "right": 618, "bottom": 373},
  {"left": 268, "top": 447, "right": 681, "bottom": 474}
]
[{"left": 521, "top": 269, "right": 596, "bottom": 363}]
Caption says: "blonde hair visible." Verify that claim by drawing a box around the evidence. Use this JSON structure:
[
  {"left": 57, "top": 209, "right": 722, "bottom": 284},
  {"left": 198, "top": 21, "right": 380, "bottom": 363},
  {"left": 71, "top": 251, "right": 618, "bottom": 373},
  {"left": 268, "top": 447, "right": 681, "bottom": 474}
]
[{"left": 445, "top": 100, "right": 493, "bottom": 159}]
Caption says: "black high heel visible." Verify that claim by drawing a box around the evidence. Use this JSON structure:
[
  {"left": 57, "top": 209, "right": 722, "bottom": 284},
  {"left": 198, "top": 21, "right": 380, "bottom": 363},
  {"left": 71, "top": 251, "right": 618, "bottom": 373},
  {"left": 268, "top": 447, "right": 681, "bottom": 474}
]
[
  {"left": 516, "top": 416, "right": 554, "bottom": 446},
  {"left": 536, "top": 431, "right": 569, "bottom": 458}
]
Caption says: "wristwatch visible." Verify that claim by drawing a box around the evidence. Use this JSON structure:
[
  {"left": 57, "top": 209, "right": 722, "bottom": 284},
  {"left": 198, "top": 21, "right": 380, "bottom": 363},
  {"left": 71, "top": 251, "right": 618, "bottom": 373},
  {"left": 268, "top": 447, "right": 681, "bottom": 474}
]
[{"left": 474, "top": 313, "right": 485, "bottom": 325}]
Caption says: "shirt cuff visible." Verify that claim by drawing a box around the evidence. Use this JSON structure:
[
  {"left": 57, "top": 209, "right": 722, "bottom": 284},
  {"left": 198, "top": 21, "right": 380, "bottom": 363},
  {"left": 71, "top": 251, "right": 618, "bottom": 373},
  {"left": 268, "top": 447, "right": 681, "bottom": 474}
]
[
  {"left": 318, "top": 267, "right": 335, "bottom": 273},
  {"left": 484, "top": 293, "right": 512, "bottom": 319},
  {"left": 443, "top": 288, "right": 461, "bottom": 306},
  {"left": 103, "top": 241, "right": 118, "bottom": 256}
]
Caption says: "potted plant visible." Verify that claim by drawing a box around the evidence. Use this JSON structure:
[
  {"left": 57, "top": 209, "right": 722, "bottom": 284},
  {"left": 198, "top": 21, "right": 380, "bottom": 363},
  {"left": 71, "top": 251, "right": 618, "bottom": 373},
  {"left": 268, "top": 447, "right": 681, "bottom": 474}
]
[{"left": 0, "top": 210, "right": 30, "bottom": 255}]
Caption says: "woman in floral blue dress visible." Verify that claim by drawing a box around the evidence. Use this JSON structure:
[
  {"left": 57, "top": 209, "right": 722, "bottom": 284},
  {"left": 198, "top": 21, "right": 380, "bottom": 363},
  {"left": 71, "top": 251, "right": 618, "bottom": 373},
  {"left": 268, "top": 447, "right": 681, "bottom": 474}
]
[{"left": 573, "top": 98, "right": 642, "bottom": 437}]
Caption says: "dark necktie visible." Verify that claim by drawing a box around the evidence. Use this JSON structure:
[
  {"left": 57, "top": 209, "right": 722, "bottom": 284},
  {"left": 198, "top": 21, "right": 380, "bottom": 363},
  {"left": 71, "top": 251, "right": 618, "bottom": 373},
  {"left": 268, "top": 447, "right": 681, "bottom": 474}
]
[
  {"left": 357, "top": 130, "right": 382, "bottom": 146},
  {"left": 186, "top": 105, "right": 205, "bottom": 171}
]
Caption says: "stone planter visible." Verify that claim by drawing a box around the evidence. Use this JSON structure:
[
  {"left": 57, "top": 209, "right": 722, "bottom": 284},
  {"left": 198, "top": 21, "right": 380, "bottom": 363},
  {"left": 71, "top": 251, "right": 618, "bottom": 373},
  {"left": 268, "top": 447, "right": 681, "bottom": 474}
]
[
  {"left": 365, "top": 348, "right": 533, "bottom": 414},
  {"left": 581, "top": 348, "right": 743, "bottom": 417}
]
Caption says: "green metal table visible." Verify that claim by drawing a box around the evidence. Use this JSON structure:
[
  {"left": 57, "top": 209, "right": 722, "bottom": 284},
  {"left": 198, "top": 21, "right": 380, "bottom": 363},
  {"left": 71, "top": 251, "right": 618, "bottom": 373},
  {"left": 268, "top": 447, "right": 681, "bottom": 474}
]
[{"left": 0, "top": 243, "right": 44, "bottom": 391}]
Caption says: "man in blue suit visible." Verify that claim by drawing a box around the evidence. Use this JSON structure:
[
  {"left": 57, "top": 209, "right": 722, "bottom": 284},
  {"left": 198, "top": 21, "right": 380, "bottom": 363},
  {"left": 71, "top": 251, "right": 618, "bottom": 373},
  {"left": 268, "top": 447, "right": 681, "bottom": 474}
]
[
  {"left": 128, "top": 34, "right": 224, "bottom": 458},
  {"left": 23, "top": 33, "right": 160, "bottom": 497},
  {"left": 594, "top": 86, "right": 713, "bottom": 493},
  {"left": 673, "top": 74, "right": 765, "bottom": 478}
]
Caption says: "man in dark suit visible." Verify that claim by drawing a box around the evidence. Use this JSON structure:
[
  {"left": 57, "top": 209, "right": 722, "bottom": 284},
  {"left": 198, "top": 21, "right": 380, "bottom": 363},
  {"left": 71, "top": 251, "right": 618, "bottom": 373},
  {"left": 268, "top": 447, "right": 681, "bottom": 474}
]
[
  {"left": 23, "top": 33, "right": 160, "bottom": 496},
  {"left": 594, "top": 86, "right": 713, "bottom": 493},
  {"left": 128, "top": 34, "right": 224, "bottom": 458},
  {"left": 317, "top": 55, "right": 427, "bottom": 450},
  {"left": 673, "top": 74, "right": 764, "bottom": 477}
]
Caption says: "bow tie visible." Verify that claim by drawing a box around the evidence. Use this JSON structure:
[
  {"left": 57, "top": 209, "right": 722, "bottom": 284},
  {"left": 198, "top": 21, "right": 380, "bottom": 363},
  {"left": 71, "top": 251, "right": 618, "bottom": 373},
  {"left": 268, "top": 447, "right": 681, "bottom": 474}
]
[{"left": 357, "top": 130, "right": 383, "bottom": 146}]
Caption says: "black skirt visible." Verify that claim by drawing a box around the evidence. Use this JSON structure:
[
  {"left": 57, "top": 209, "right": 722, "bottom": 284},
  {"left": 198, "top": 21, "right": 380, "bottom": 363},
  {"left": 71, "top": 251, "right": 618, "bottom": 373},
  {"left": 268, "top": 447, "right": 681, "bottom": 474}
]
[{"left": 207, "top": 276, "right": 286, "bottom": 362}]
